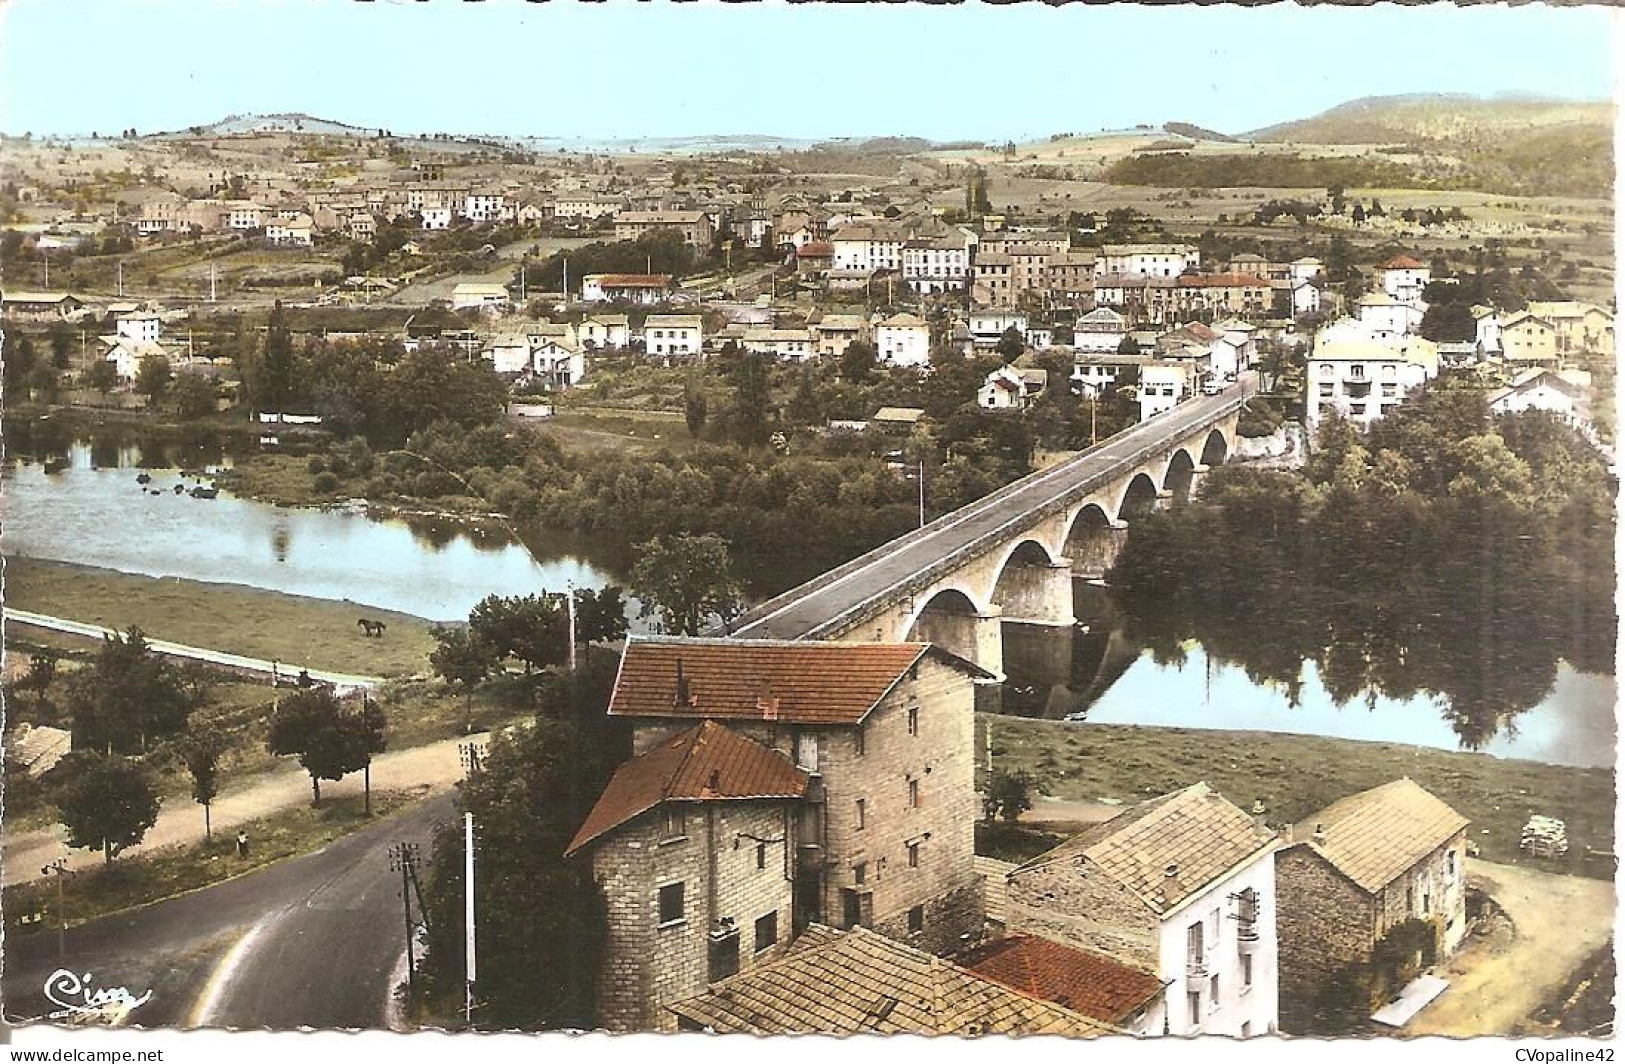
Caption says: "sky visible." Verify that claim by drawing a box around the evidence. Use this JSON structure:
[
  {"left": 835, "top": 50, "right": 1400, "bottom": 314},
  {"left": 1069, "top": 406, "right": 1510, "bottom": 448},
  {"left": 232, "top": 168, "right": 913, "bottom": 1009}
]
[{"left": 0, "top": 1, "right": 1615, "bottom": 142}]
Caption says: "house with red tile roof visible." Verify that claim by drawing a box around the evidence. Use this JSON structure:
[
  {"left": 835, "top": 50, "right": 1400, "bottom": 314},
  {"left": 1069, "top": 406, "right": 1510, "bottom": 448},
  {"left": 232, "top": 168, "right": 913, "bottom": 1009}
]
[
  {"left": 1377, "top": 254, "right": 1431, "bottom": 305},
  {"left": 1005, "top": 782, "right": 1280, "bottom": 1037},
  {"left": 581, "top": 636, "right": 992, "bottom": 1028},
  {"left": 963, "top": 933, "right": 1168, "bottom": 1033}
]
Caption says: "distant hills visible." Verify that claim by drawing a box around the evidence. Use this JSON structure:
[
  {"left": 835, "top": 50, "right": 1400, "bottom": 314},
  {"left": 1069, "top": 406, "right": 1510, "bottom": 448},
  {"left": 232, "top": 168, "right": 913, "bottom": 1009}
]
[
  {"left": 164, "top": 112, "right": 375, "bottom": 137},
  {"left": 1247, "top": 92, "right": 1610, "bottom": 144}
]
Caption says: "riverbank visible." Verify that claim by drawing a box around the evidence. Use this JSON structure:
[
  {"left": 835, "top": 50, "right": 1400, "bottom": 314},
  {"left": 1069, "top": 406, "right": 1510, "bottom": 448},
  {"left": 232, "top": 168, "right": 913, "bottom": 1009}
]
[
  {"left": 3, "top": 557, "right": 438, "bottom": 678},
  {"left": 983, "top": 716, "right": 1616, "bottom": 879}
]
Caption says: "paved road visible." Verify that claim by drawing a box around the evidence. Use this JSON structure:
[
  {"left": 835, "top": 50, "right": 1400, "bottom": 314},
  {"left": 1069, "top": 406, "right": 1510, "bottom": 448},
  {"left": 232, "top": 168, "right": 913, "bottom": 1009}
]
[
  {"left": 3, "top": 793, "right": 455, "bottom": 1031},
  {"left": 728, "top": 377, "right": 1255, "bottom": 641},
  {"left": 3, "top": 608, "right": 383, "bottom": 689}
]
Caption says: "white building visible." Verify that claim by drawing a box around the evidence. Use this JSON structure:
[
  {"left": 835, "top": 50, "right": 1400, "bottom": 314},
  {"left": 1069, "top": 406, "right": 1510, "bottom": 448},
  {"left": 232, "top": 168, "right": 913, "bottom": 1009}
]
[
  {"left": 1306, "top": 333, "right": 1439, "bottom": 429},
  {"left": 1005, "top": 783, "right": 1280, "bottom": 1038},
  {"left": 483, "top": 325, "right": 585, "bottom": 388},
  {"left": 810, "top": 314, "right": 868, "bottom": 359},
  {"left": 102, "top": 337, "right": 171, "bottom": 382},
  {"left": 902, "top": 234, "right": 972, "bottom": 294},
  {"left": 552, "top": 194, "right": 622, "bottom": 220},
  {"left": 450, "top": 283, "right": 512, "bottom": 314},
  {"left": 115, "top": 314, "right": 162, "bottom": 344},
  {"left": 1377, "top": 255, "right": 1430, "bottom": 305},
  {"left": 1095, "top": 243, "right": 1199, "bottom": 279},
  {"left": 1288, "top": 258, "right": 1324, "bottom": 286},
  {"left": 1073, "top": 307, "right": 1128, "bottom": 354},
  {"left": 968, "top": 311, "right": 1027, "bottom": 351},
  {"left": 1139, "top": 362, "right": 1190, "bottom": 421},
  {"left": 463, "top": 191, "right": 510, "bottom": 225},
  {"left": 421, "top": 206, "right": 453, "bottom": 231},
  {"left": 1487, "top": 368, "right": 1593, "bottom": 429},
  {"left": 978, "top": 366, "right": 1047, "bottom": 410},
  {"left": 1355, "top": 293, "right": 1423, "bottom": 340},
  {"left": 581, "top": 274, "right": 673, "bottom": 305},
  {"left": 742, "top": 328, "right": 815, "bottom": 362},
  {"left": 577, "top": 313, "right": 631, "bottom": 350},
  {"left": 1472, "top": 306, "right": 1502, "bottom": 357},
  {"left": 643, "top": 315, "right": 703, "bottom": 359},
  {"left": 266, "top": 214, "right": 314, "bottom": 247},
  {"left": 830, "top": 222, "right": 909, "bottom": 273},
  {"left": 873, "top": 312, "right": 930, "bottom": 369}
]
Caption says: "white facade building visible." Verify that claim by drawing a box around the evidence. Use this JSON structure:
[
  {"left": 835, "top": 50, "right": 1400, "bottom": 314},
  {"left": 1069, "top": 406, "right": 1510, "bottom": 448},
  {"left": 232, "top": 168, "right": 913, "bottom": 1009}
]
[
  {"left": 1095, "top": 243, "right": 1199, "bottom": 279},
  {"left": 874, "top": 313, "right": 930, "bottom": 369},
  {"left": 1306, "top": 334, "right": 1440, "bottom": 429},
  {"left": 643, "top": 315, "right": 703, "bottom": 359},
  {"left": 1378, "top": 256, "right": 1431, "bottom": 305},
  {"left": 1139, "top": 362, "right": 1190, "bottom": 421}
]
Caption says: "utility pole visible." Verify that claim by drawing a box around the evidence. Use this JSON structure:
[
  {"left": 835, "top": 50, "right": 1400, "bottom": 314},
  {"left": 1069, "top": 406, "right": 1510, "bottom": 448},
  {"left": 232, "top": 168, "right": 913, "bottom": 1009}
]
[
  {"left": 41, "top": 859, "right": 72, "bottom": 960},
  {"left": 562, "top": 256, "right": 569, "bottom": 304},
  {"left": 209, "top": 263, "right": 217, "bottom": 303},
  {"left": 917, "top": 458, "right": 926, "bottom": 529},
  {"left": 566, "top": 584, "right": 578, "bottom": 672},
  {"left": 117, "top": 260, "right": 124, "bottom": 297},
  {"left": 463, "top": 811, "right": 476, "bottom": 1027},
  {"left": 388, "top": 842, "right": 422, "bottom": 1005}
]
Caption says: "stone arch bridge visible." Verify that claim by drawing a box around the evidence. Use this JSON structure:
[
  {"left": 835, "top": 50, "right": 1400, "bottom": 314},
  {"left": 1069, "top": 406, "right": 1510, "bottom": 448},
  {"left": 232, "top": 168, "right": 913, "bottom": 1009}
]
[{"left": 725, "top": 377, "right": 1255, "bottom": 679}]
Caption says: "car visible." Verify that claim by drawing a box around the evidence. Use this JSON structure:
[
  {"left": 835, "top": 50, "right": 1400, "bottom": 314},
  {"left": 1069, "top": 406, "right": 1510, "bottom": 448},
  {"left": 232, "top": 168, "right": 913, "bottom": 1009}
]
[{"left": 1202, "top": 378, "right": 1227, "bottom": 396}]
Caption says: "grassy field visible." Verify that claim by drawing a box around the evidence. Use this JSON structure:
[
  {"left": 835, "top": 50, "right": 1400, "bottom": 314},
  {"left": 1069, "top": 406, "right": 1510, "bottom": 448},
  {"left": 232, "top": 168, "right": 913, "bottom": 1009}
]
[
  {"left": 984, "top": 716, "right": 1616, "bottom": 879},
  {"left": 4, "top": 557, "right": 438, "bottom": 677}
]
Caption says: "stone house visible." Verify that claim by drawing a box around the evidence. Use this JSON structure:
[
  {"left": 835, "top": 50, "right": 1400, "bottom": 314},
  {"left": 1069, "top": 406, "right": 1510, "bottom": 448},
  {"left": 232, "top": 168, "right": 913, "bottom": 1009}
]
[
  {"left": 1274, "top": 779, "right": 1470, "bottom": 1031},
  {"left": 566, "top": 720, "right": 808, "bottom": 1031},
  {"left": 602, "top": 637, "right": 989, "bottom": 962},
  {"left": 1005, "top": 783, "right": 1279, "bottom": 1037}
]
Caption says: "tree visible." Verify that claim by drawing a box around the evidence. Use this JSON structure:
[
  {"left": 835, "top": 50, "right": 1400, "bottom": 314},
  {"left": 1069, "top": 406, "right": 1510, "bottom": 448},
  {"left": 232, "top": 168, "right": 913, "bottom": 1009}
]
[
  {"left": 1116, "top": 333, "right": 1141, "bottom": 357},
  {"left": 630, "top": 533, "right": 744, "bottom": 635},
  {"left": 683, "top": 375, "right": 707, "bottom": 438},
  {"left": 135, "top": 354, "right": 172, "bottom": 403},
  {"left": 430, "top": 625, "right": 494, "bottom": 732},
  {"left": 266, "top": 688, "right": 388, "bottom": 806},
  {"left": 839, "top": 338, "right": 877, "bottom": 384},
  {"left": 996, "top": 326, "right": 1025, "bottom": 362},
  {"left": 49, "top": 751, "right": 160, "bottom": 864},
  {"left": 65, "top": 628, "right": 197, "bottom": 754},
  {"left": 1420, "top": 302, "right": 1476, "bottom": 343},
  {"left": 985, "top": 769, "right": 1040, "bottom": 823},
  {"left": 257, "top": 300, "right": 299, "bottom": 413},
  {"left": 572, "top": 586, "right": 630, "bottom": 647},
  {"left": 180, "top": 730, "right": 228, "bottom": 839},
  {"left": 84, "top": 358, "right": 118, "bottom": 396},
  {"left": 48, "top": 321, "right": 73, "bottom": 369},
  {"left": 171, "top": 372, "right": 218, "bottom": 419},
  {"left": 726, "top": 353, "right": 772, "bottom": 447},
  {"left": 466, "top": 594, "right": 567, "bottom": 674}
]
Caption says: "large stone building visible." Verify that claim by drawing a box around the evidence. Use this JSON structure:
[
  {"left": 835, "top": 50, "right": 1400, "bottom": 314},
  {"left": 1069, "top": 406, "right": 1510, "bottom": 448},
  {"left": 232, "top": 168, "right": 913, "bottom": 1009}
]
[
  {"left": 1274, "top": 779, "right": 1470, "bottom": 1032},
  {"left": 574, "top": 637, "right": 990, "bottom": 1029},
  {"left": 1004, "top": 783, "right": 1280, "bottom": 1037},
  {"left": 613, "top": 209, "right": 715, "bottom": 249}
]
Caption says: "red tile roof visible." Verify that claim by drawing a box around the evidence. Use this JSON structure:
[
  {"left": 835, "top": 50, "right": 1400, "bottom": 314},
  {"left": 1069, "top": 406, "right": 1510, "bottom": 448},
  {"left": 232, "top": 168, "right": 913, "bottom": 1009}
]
[
  {"left": 963, "top": 935, "right": 1165, "bottom": 1026},
  {"left": 797, "top": 241, "right": 834, "bottom": 257},
  {"left": 566, "top": 720, "right": 806, "bottom": 855},
  {"left": 1380, "top": 255, "right": 1426, "bottom": 270},
  {"left": 608, "top": 637, "right": 980, "bottom": 725}
]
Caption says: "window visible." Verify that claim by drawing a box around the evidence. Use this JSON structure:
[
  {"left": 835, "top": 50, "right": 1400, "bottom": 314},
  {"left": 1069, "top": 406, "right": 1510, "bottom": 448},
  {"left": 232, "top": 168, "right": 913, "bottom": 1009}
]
[
  {"left": 1318, "top": 382, "right": 1335, "bottom": 398},
  {"left": 1348, "top": 403, "right": 1367, "bottom": 416},
  {"left": 658, "top": 882, "right": 686, "bottom": 926},
  {"left": 1241, "top": 1021, "right": 1253, "bottom": 1039},
  {"left": 1241, "top": 953, "right": 1254, "bottom": 989},
  {"left": 756, "top": 842, "right": 767, "bottom": 870},
  {"left": 1209, "top": 973, "right": 1220, "bottom": 1011},
  {"left": 854, "top": 728, "right": 865, "bottom": 756},
  {"left": 1349, "top": 363, "right": 1367, "bottom": 380},
  {"left": 754, "top": 911, "right": 779, "bottom": 953},
  {"left": 663, "top": 808, "right": 688, "bottom": 840},
  {"left": 1382, "top": 364, "right": 1397, "bottom": 379},
  {"left": 907, "top": 905, "right": 924, "bottom": 934},
  {"left": 854, "top": 862, "right": 867, "bottom": 886},
  {"left": 908, "top": 779, "right": 920, "bottom": 808},
  {"left": 1187, "top": 990, "right": 1201, "bottom": 1023},
  {"left": 907, "top": 707, "right": 918, "bottom": 735},
  {"left": 854, "top": 799, "right": 866, "bottom": 831},
  {"left": 1445, "top": 851, "right": 1458, "bottom": 880},
  {"left": 1187, "top": 921, "right": 1204, "bottom": 966},
  {"left": 841, "top": 888, "right": 863, "bottom": 929},
  {"left": 908, "top": 842, "right": 920, "bottom": 868},
  {"left": 796, "top": 734, "right": 818, "bottom": 772}
]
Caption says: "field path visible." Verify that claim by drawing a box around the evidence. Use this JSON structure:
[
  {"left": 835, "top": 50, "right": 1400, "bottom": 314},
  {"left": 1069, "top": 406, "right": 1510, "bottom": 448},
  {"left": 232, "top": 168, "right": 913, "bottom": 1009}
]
[{"left": 3, "top": 732, "right": 472, "bottom": 885}]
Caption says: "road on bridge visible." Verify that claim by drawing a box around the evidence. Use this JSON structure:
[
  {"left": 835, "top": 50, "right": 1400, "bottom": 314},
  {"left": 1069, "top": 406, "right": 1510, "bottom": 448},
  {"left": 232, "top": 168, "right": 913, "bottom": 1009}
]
[
  {"left": 729, "top": 375, "right": 1256, "bottom": 642},
  {"left": 3, "top": 793, "right": 454, "bottom": 1031}
]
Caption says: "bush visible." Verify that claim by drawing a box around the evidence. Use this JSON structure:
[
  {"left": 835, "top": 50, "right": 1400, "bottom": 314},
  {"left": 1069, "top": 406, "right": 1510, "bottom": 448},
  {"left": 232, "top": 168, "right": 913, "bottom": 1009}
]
[
  {"left": 312, "top": 471, "right": 339, "bottom": 494},
  {"left": 306, "top": 455, "right": 327, "bottom": 475}
]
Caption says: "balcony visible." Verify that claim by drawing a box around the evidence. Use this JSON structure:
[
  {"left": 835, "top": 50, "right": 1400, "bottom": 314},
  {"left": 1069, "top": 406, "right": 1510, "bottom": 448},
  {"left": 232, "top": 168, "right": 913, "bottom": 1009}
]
[
  {"left": 1237, "top": 921, "right": 1260, "bottom": 955},
  {"left": 1185, "top": 955, "right": 1208, "bottom": 989}
]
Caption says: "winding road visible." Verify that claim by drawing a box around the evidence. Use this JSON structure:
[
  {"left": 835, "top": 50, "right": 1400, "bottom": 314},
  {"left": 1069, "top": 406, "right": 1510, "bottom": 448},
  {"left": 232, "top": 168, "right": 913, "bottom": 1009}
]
[{"left": 3, "top": 793, "right": 454, "bottom": 1031}]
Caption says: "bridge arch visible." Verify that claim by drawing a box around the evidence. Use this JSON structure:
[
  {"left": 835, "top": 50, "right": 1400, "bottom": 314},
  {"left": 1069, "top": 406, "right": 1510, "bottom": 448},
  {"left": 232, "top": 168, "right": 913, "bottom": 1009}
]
[
  {"left": 1116, "top": 472, "right": 1161, "bottom": 522},
  {"left": 1163, "top": 448, "right": 1197, "bottom": 504},
  {"left": 990, "top": 539, "right": 1065, "bottom": 624},
  {"left": 1064, "top": 502, "right": 1117, "bottom": 578},
  {"left": 904, "top": 587, "right": 986, "bottom": 666},
  {"left": 1199, "top": 428, "right": 1229, "bottom": 468}
]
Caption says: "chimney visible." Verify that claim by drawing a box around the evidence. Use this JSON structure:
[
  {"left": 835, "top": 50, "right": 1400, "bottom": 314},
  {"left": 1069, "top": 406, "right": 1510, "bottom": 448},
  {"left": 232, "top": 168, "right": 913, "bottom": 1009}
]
[
  {"left": 674, "top": 659, "right": 690, "bottom": 708},
  {"left": 1163, "top": 863, "right": 1181, "bottom": 899},
  {"left": 1251, "top": 797, "right": 1269, "bottom": 831},
  {"left": 757, "top": 681, "right": 779, "bottom": 722},
  {"left": 1311, "top": 822, "right": 1328, "bottom": 845},
  {"left": 708, "top": 769, "right": 721, "bottom": 793}
]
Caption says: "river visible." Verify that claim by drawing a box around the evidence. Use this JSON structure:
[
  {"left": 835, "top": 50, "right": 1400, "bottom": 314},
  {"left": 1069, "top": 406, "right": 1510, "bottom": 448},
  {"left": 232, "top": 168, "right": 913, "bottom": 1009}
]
[
  {"left": 1000, "top": 583, "right": 1617, "bottom": 769},
  {"left": 1, "top": 432, "right": 622, "bottom": 622}
]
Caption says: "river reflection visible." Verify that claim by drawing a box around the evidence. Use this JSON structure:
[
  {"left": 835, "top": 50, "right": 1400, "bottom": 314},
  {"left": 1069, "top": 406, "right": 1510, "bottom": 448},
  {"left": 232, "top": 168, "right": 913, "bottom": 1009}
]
[
  {"left": 1000, "top": 582, "right": 1617, "bottom": 769},
  {"left": 3, "top": 437, "right": 627, "bottom": 622}
]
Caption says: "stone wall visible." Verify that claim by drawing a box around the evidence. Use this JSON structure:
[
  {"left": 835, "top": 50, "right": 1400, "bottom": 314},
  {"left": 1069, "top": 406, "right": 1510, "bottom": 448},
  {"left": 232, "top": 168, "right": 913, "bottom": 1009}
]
[
  {"left": 1274, "top": 845, "right": 1377, "bottom": 1031},
  {"left": 592, "top": 800, "right": 796, "bottom": 1032},
  {"left": 1005, "top": 858, "right": 1160, "bottom": 968}
]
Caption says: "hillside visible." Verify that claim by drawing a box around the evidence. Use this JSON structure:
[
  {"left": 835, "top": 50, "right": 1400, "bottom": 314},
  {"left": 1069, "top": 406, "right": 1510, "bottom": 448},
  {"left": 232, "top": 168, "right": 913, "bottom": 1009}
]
[
  {"left": 1248, "top": 93, "right": 1612, "bottom": 144},
  {"left": 163, "top": 112, "right": 373, "bottom": 138}
]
